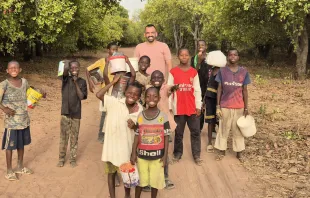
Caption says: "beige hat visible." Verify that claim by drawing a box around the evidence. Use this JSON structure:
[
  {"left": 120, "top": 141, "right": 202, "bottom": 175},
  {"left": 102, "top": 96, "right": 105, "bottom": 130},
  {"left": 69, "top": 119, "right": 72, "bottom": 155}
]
[
  {"left": 237, "top": 115, "right": 257, "bottom": 137},
  {"left": 205, "top": 50, "right": 227, "bottom": 67}
]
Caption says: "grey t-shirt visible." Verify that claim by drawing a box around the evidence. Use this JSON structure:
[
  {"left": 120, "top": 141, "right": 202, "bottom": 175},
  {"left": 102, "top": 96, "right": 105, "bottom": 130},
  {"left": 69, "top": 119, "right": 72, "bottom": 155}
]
[{"left": 0, "top": 78, "right": 30, "bottom": 129}]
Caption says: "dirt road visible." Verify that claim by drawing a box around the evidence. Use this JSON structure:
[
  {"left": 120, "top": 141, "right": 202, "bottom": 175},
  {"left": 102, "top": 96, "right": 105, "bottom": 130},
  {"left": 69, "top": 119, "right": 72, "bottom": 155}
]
[{"left": 0, "top": 48, "right": 265, "bottom": 198}]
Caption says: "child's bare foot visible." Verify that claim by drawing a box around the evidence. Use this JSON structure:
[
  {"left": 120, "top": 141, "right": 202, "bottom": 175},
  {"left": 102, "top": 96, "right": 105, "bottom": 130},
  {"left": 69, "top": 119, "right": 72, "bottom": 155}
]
[
  {"left": 15, "top": 167, "right": 33, "bottom": 174},
  {"left": 70, "top": 161, "right": 77, "bottom": 168},
  {"left": 57, "top": 161, "right": 65, "bottom": 167},
  {"left": 236, "top": 152, "right": 245, "bottom": 163}
]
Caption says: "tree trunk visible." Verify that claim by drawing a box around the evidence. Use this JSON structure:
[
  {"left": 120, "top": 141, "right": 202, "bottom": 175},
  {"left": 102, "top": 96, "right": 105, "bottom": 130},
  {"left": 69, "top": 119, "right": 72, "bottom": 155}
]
[
  {"left": 296, "top": 20, "right": 308, "bottom": 80},
  {"left": 173, "top": 22, "right": 179, "bottom": 54}
]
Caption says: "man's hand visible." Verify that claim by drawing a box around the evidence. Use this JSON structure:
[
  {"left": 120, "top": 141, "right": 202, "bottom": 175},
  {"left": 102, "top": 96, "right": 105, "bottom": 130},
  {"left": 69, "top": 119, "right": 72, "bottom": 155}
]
[
  {"left": 196, "top": 108, "right": 201, "bottom": 117},
  {"left": 160, "top": 155, "right": 167, "bottom": 167},
  {"left": 130, "top": 153, "right": 137, "bottom": 165},
  {"left": 216, "top": 105, "right": 223, "bottom": 119},
  {"left": 244, "top": 109, "right": 249, "bottom": 117},
  {"left": 127, "top": 119, "right": 136, "bottom": 129},
  {"left": 3, "top": 107, "right": 15, "bottom": 117}
]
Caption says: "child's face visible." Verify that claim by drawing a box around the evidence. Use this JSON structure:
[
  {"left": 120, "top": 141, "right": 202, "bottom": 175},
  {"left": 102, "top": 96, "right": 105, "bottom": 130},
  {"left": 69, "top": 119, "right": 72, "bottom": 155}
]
[
  {"left": 70, "top": 63, "right": 80, "bottom": 76},
  {"left": 108, "top": 45, "right": 118, "bottom": 56},
  {"left": 228, "top": 50, "right": 239, "bottom": 64},
  {"left": 145, "top": 89, "right": 160, "bottom": 108},
  {"left": 125, "top": 86, "right": 141, "bottom": 105},
  {"left": 178, "top": 50, "right": 190, "bottom": 65},
  {"left": 138, "top": 58, "right": 150, "bottom": 72},
  {"left": 198, "top": 41, "right": 207, "bottom": 52},
  {"left": 7, "top": 62, "right": 21, "bottom": 78},
  {"left": 150, "top": 72, "right": 164, "bottom": 88}
]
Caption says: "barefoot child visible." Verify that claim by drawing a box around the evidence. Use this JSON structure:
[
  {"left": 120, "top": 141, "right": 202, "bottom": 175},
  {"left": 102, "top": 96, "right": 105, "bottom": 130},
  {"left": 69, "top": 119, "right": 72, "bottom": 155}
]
[
  {"left": 86, "top": 42, "right": 118, "bottom": 143},
  {"left": 131, "top": 87, "right": 169, "bottom": 198},
  {"left": 57, "top": 60, "right": 87, "bottom": 168},
  {"left": 96, "top": 79, "right": 143, "bottom": 198},
  {"left": 215, "top": 48, "right": 251, "bottom": 162},
  {"left": 0, "top": 61, "right": 46, "bottom": 181},
  {"left": 168, "top": 48, "right": 203, "bottom": 166},
  {"left": 135, "top": 56, "right": 151, "bottom": 105}
]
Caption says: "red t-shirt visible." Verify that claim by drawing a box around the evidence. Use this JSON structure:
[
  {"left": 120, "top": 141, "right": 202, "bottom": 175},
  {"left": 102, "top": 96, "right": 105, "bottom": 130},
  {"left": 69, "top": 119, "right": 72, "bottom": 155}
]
[{"left": 168, "top": 67, "right": 201, "bottom": 116}]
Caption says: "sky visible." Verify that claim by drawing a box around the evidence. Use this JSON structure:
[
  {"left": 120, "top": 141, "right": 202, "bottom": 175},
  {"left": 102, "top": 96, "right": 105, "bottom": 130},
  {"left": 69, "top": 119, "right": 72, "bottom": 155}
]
[{"left": 120, "top": 0, "right": 147, "bottom": 19}]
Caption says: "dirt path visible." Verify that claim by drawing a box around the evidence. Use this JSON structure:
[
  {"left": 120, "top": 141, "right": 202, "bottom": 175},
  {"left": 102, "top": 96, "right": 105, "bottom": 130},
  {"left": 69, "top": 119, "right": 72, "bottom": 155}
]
[{"left": 0, "top": 48, "right": 266, "bottom": 198}]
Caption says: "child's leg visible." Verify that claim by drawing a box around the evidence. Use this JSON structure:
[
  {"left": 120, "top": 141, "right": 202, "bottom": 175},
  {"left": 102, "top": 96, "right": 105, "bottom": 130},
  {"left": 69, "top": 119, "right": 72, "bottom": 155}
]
[
  {"left": 69, "top": 118, "right": 81, "bottom": 167},
  {"left": 164, "top": 156, "right": 174, "bottom": 189},
  {"left": 58, "top": 116, "right": 70, "bottom": 166},
  {"left": 108, "top": 172, "right": 116, "bottom": 198},
  {"left": 124, "top": 187, "right": 131, "bottom": 198},
  {"left": 98, "top": 112, "right": 106, "bottom": 142},
  {"left": 208, "top": 123, "right": 215, "bottom": 145},
  {"left": 199, "top": 113, "right": 204, "bottom": 132},
  {"left": 151, "top": 188, "right": 158, "bottom": 198},
  {"left": 231, "top": 109, "right": 246, "bottom": 160},
  {"left": 214, "top": 108, "right": 233, "bottom": 159},
  {"left": 187, "top": 115, "right": 201, "bottom": 161},
  {"left": 173, "top": 115, "right": 186, "bottom": 159},
  {"left": 5, "top": 150, "right": 13, "bottom": 173},
  {"left": 135, "top": 186, "right": 143, "bottom": 198},
  {"left": 17, "top": 149, "right": 24, "bottom": 169}
]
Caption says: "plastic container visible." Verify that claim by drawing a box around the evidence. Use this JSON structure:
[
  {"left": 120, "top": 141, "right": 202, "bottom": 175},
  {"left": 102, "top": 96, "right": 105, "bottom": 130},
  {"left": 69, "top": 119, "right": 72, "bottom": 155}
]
[
  {"left": 126, "top": 57, "right": 139, "bottom": 72},
  {"left": 89, "top": 68, "right": 103, "bottom": 85},
  {"left": 120, "top": 162, "right": 140, "bottom": 188},
  {"left": 109, "top": 55, "right": 127, "bottom": 74},
  {"left": 111, "top": 75, "right": 130, "bottom": 99},
  {"left": 206, "top": 50, "right": 227, "bottom": 67},
  {"left": 237, "top": 115, "right": 257, "bottom": 137},
  {"left": 58, "top": 60, "right": 70, "bottom": 77},
  {"left": 27, "top": 87, "right": 43, "bottom": 109}
]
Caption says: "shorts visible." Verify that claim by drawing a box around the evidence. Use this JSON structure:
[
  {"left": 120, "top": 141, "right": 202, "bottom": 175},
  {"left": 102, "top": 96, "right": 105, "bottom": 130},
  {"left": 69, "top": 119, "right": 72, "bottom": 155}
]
[
  {"left": 2, "top": 126, "right": 31, "bottom": 150},
  {"left": 137, "top": 158, "right": 165, "bottom": 190},
  {"left": 205, "top": 97, "right": 217, "bottom": 124},
  {"left": 104, "top": 162, "right": 119, "bottom": 174}
]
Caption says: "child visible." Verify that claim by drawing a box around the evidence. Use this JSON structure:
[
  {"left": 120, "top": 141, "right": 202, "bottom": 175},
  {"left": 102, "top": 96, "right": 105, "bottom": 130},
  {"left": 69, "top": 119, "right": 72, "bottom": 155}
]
[
  {"left": 204, "top": 65, "right": 222, "bottom": 152},
  {"left": 215, "top": 48, "right": 251, "bottom": 162},
  {"left": 57, "top": 60, "right": 87, "bottom": 168},
  {"left": 96, "top": 79, "right": 143, "bottom": 198},
  {"left": 86, "top": 42, "right": 118, "bottom": 143},
  {"left": 135, "top": 55, "right": 151, "bottom": 105},
  {"left": 190, "top": 40, "right": 210, "bottom": 131},
  {"left": 168, "top": 48, "right": 203, "bottom": 166},
  {"left": 131, "top": 87, "right": 170, "bottom": 198},
  {"left": 0, "top": 61, "right": 46, "bottom": 181}
]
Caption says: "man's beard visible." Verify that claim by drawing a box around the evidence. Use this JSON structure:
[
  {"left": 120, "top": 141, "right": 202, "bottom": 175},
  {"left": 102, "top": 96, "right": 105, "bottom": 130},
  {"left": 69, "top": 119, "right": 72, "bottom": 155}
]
[{"left": 147, "top": 36, "right": 155, "bottom": 42}]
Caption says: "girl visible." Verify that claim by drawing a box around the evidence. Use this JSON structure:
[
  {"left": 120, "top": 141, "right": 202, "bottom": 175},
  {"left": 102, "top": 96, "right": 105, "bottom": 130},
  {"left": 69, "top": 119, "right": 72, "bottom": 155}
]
[
  {"left": 135, "top": 56, "right": 151, "bottom": 105},
  {"left": 168, "top": 48, "right": 203, "bottom": 166},
  {"left": 131, "top": 87, "right": 170, "bottom": 198}
]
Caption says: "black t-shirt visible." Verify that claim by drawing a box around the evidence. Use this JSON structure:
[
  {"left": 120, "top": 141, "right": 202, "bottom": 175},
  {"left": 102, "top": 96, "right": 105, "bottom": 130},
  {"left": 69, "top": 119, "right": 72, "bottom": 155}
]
[
  {"left": 190, "top": 55, "right": 211, "bottom": 97},
  {"left": 206, "top": 69, "right": 218, "bottom": 98},
  {"left": 61, "top": 75, "right": 87, "bottom": 119}
]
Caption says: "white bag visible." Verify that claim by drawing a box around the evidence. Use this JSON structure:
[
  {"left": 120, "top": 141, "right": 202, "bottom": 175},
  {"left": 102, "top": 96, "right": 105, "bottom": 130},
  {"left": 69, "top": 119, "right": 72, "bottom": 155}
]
[{"left": 206, "top": 50, "right": 227, "bottom": 67}]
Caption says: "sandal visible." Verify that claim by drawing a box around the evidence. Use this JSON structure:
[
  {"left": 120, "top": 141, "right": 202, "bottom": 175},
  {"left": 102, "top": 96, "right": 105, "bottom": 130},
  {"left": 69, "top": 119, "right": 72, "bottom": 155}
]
[
  {"left": 207, "top": 145, "right": 214, "bottom": 153},
  {"left": 15, "top": 167, "right": 33, "bottom": 175},
  {"left": 165, "top": 179, "right": 175, "bottom": 190},
  {"left": 216, "top": 154, "right": 225, "bottom": 161},
  {"left": 194, "top": 158, "right": 203, "bottom": 166},
  {"left": 57, "top": 161, "right": 64, "bottom": 167},
  {"left": 5, "top": 172, "right": 18, "bottom": 181},
  {"left": 170, "top": 156, "right": 181, "bottom": 165},
  {"left": 142, "top": 185, "right": 152, "bottom": 192},
  {"left": 70, "top": 161, "right": 77, "bottom": 168}
]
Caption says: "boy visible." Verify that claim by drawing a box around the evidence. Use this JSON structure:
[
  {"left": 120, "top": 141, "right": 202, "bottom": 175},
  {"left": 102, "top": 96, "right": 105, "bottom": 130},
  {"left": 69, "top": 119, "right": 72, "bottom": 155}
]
[
  {"left": 215, "top": 48, "right": 251, "bottom": 162},
  {"left": 86, "top": 42, "right": 118, "bottom": 143},
  {"left": 96, "top": 79, "right": 143, "bottom": 198},
  {"left": 168, "top": 48, "right": 203, "bottom": 166},
  {"left": 135, "top": 55, "right": 151, "bottom": 105},
  {"left": 0, "top": 61, "right": 45, "bottom": 181},
  {"left": 57, "top": 60, "right": 87, "bottom": 168},
  {"left": 190, "top": 40, "right": 210, "bottom": 131},
  {"left": 131, "top": 87, "right": 169, "bottom": 198}
]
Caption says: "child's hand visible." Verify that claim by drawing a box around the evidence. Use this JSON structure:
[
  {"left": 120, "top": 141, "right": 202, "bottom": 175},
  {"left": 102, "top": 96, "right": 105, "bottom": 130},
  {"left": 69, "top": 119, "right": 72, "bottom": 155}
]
[
  {"left": 196, "top": 108, "right": 201, "bottom": 117},
  {"left": 160, "top": 155, "right": 167, "bottom": 167},
  {"left": 130, "top": 154, "right": 137, "bottom": 165},
  {"left": 40, "top": 89, "right": 47, "bottom": 98},
  {"left": 127, "top": 119, "right": 136, "bottom": 129},
  {"left": 112, "top": 74, "right": 121, "bottom": 84},
  {"left": 216, "top": 105, "right": 222, "bottom": 119},
  {"left": 124, "top": 55, "right": 130, "bottom": 64},
  {"left": 170, "top": 84, "right": 179, "bottom": 93},
  {"left": 72, "top": 76, "right": 78, "bottom": 82},
  {"left": 244, "top": 108, "right": 249, "bottom": 117},
  {"left": 3, "top": 107, "right": 15, "bottom": 117}
]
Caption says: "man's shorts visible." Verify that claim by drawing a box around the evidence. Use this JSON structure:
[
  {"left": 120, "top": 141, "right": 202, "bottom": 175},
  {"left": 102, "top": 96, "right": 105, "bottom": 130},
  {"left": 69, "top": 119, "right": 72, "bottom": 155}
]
[
  {"left": 205, "top": 97, "right": 217, "bottom": 124},
  {"left": 2, "top": 126, "right": 31, "bottom": 150},
  {"left": 104, "top": 162, "right": 119, "bottom": 174},
  {"left": 137, "top": 158, "right": 165, "bottom": 190}
]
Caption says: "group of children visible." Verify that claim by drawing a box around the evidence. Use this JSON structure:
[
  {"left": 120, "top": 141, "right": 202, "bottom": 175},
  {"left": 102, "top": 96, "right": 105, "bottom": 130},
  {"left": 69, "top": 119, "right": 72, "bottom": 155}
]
[{"left": 0, "top": 40, "right": 251, "bottom": 198}]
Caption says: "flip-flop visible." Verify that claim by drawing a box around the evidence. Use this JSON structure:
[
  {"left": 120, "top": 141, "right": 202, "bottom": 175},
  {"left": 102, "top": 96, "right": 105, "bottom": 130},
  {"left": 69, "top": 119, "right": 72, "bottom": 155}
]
[
  {"left": 15, "top": 167, "right": 33, "bottom": 175},
  {"left": 165, "top": 179, "right": 175, "bottom": 190},
  {"left": 57, "top": 161, "right": 64, "bottom": 167},
  {"left": 237, "top": 156, "right": 245, "bottom": 163},
  {"left": 142, "top": 185, "right": 151, "bottom": 192},
  {"left": 170, "top": 156, "right": 181, "bottom": 165},
  {"left": 70, "top": 161, "right": 77, "bottom": 168},
  {"left": 194, "top": 158, "right": 203, "bottom": 166},
  {"left": 216, "top": 154, "right": 225, "bottom": 161},
  {"left": 207, "top": 145, "right": 214, "bottom": 153},
  {"left": 5, "top": 172, "right": 18, "bottom": 181}
]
